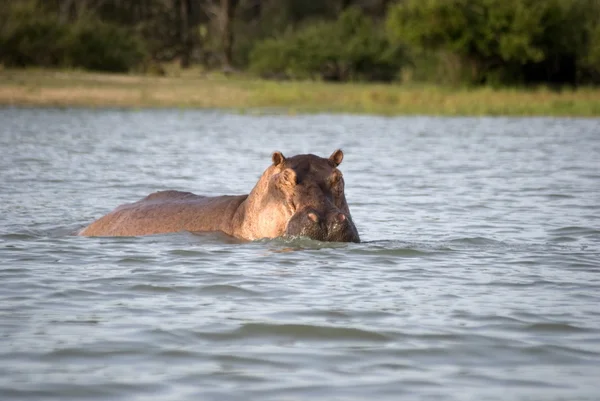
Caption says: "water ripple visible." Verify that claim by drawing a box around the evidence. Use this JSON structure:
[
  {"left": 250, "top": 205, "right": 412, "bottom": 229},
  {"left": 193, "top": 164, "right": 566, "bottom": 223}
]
[
  {"left": 1, "top": 110, "right": 600, "bottom": 401},
  {"left": 196, "top": 323, "right": 391, "bottom": 342}
]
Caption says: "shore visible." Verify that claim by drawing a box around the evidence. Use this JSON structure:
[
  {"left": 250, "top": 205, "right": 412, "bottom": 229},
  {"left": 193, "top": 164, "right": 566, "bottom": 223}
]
[{"left": 1, "top": 69, "right": 599, "bottom": 116}]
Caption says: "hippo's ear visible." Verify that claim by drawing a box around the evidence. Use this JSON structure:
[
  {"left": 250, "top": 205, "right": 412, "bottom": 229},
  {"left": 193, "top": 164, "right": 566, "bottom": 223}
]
[
  {"left": 329, "top": 149, "right": 344, "bottom": 167},
  {"left": 272, "top": 151, "right": 286, "bottom": 166}
]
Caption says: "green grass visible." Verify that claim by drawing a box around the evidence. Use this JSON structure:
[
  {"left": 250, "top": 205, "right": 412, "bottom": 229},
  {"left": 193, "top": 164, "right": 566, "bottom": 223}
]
[{"left": 1, "top": 68, "right": 600, "bottom": 116}]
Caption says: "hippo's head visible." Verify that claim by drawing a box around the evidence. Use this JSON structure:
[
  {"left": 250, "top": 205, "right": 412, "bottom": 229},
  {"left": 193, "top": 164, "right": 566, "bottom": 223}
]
[{"left": 264, "top": 149, "right": 360, "bottom": 243}]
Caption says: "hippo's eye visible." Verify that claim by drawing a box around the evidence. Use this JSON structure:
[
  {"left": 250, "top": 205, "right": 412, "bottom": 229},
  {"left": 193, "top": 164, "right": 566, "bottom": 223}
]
[
  {"left": 330, "top": 173, "right": 344, "bottom": 195},
  {"left": 329, "top": 171, "right": 343, "bottom": 188}
]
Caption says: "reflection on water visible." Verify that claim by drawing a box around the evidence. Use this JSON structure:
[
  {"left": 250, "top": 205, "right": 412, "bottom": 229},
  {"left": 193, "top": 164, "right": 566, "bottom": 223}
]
[{"left": 1, "top": 108, "right": 599, "bottom": 400}]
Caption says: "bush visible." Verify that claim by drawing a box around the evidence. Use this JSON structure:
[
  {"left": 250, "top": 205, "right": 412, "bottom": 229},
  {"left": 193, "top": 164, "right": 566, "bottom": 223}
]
[
  {"left": 63, "top": 19, "right": 146, "bottom": 72},
  {"left": 248, "top": 35, "right": 295, "bottom": 79},
  {"left": 249, "top": 8, "right": 406, "bottom": 82},
  {"left": 0, "top": 2, "right": 68, "bottom": 67},
  {"left": 575, "top": 1, "right": 600, "bottom": 83},
  {"left": 386, "top": 0, "right": 600, "bottom": 85},
  {"left": 0, "top": 1, "right": 146, "bottom": 72}
]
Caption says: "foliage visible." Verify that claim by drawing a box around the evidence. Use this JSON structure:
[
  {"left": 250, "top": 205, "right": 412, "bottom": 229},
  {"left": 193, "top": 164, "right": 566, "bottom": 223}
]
[
  {"left": 1, "top": 0, "right": 599, "bottom": 86},
  {"left": 0, "top": 1, "right": 68, "bottom": 67},
  {"left": 386, "top": 0, "right": 600, "bottom": 85},
  {"left": 576, "top": 0, "right": 600, "bottom": 83},
  {"left": 249, "top": 8, "right": 406, "bottom": 82},
  {"left": 0, "top": 0, "right": 146, "bottom": 72},
  {"left": 63, "top": 19, "right": 146, "bottom": 72}
]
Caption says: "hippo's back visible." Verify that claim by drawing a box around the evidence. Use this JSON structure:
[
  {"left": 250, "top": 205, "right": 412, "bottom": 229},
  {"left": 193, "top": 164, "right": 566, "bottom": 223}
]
[{"left": 79, "top": 191, "right": 247, "bottom": 237}]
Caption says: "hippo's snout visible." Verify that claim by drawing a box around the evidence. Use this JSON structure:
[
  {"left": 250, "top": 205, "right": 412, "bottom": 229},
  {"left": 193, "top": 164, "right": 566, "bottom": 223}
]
[
  {"left": 325, "top": 210, "right": 360, "bottom": 243},
  {"left": 286, "top": 208, "right": 360, "bottom": 243}
]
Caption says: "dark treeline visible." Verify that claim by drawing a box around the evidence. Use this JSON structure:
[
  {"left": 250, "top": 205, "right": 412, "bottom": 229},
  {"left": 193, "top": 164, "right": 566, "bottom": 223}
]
[{"left": 1, "top": 0, "right": 599, "bottom": 86}]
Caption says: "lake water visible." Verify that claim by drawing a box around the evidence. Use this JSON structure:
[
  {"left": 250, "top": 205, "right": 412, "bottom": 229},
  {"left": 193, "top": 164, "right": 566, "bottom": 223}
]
[{"left": 1, "top": 108, "right": 599, "bottom": 401}]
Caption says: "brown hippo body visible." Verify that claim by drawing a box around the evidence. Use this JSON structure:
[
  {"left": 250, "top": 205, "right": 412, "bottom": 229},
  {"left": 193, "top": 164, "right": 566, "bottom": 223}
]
[
  {"left": 79, "top": 150, "right": 360, "bottom": 243},
  {"left": 79, "top": 191, "right": 247, "bottom": 237}
]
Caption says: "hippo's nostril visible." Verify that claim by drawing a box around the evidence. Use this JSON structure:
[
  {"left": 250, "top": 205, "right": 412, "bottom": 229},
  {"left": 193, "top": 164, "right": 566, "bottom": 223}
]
[{"left": 307, "top": 212, "right": 319, "bottom": 223}]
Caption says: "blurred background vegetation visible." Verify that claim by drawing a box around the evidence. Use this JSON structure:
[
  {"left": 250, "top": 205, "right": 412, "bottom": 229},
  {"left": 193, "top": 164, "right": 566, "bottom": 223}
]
[{"left": 1, "top": 0, "right": 599, "bottom": 87}]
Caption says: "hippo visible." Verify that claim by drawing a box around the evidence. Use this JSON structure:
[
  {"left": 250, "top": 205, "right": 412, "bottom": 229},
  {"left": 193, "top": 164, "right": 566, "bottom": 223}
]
[{"left": 79, "top": 149, "right": 360, "bottom": 243}]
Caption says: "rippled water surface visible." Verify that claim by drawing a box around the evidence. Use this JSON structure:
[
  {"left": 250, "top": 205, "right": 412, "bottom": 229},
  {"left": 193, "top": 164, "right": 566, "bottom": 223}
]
[{"left": 1, "top": 108, "right": 599, "bottom": 400}]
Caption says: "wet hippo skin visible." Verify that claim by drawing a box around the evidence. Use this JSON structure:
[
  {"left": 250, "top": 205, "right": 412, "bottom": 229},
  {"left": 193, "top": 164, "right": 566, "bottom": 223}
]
[{"left": 79, "top": 150, "right": 360, "bottom": 243}]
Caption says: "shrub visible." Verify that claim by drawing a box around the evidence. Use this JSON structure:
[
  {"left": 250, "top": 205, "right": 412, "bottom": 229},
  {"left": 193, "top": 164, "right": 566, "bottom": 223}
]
[
  {"left": 248, "top": 35, "right": 296, "bottom": 79},
  {"left": 0, "top": 1, "right": 146, "bottom": 73},
  {"left": 249, "top": 8, "right": 406, "bottom": 82},
  {"left": 63, "top": 19, "right": 146, "bottom": 72},
  {"left": 0, "top": 2, "right": 68, "bottom": 67},
  {"left": 386, "top": 0, "right": 600, "bottom": 85}
]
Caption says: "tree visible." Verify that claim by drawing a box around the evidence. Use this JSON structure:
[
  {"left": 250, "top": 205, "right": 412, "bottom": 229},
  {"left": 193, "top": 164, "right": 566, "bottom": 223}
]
[
  {"left": 202, "top": 0, "right": 240, "bottom": 69},
  {"left": 386, "top": 0, "right": 600, "bottom": 85},
  {"left": 249, "top": 7, "right": 406, "bottom": 82}
]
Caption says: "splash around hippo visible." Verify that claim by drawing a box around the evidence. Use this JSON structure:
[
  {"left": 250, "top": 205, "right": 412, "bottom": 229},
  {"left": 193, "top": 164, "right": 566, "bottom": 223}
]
[{"left": 79, "top": 149, "right": 360, "bottom": 243}]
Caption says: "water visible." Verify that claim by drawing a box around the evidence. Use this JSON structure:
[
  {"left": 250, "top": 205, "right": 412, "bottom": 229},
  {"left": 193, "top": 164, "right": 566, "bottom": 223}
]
[{"left": 1, "top": 108, "right": 599, "bottom": 401}]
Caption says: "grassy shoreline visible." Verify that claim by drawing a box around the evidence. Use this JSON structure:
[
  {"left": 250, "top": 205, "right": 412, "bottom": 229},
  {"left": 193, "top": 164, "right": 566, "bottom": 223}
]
[{"left": 1, "top": 69, "right": 600, "bottom": 116}]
